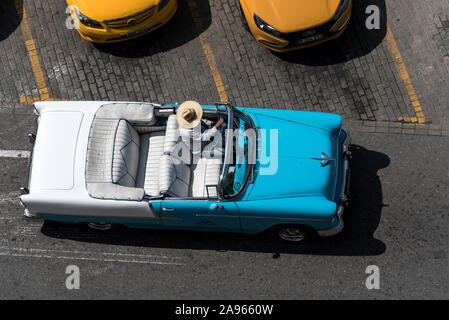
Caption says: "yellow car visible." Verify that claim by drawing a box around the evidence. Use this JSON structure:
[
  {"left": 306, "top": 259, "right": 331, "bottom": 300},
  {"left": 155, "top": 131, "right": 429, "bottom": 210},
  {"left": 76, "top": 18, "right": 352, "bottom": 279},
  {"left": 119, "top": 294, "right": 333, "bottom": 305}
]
[
  {"left": 239, "top": 0, "right": 352, "bottom": 52},
  {"left": 67, "top": 0, "right": 178, "bottom": 43}
]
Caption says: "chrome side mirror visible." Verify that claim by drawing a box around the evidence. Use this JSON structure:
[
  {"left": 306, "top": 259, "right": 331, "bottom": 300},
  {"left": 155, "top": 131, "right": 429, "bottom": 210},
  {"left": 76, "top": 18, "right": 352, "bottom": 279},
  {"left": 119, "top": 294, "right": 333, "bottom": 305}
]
[
  {"left": 20, "top": 187, "right": 29, "bottom": 194},
  {"left": 27, "top": 133, "right": 36, "bottom": 143}
]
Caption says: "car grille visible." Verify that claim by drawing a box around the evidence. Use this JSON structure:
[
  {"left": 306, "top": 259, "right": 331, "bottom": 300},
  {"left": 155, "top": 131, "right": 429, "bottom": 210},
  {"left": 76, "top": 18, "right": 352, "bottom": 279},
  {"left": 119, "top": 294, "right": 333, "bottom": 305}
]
[
  {"left": 104, "top": 5, "right": 156, "bottom": 29},
  {"left": 278, "top": 19, "right": 334, "bottom": 42}
]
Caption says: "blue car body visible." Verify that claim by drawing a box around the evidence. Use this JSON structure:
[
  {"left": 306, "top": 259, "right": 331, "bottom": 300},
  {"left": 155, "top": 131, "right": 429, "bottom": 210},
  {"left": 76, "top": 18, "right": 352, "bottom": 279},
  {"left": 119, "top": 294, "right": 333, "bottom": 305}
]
[{"left": 35, "top": 103, "right": 351, "bottom": 239}]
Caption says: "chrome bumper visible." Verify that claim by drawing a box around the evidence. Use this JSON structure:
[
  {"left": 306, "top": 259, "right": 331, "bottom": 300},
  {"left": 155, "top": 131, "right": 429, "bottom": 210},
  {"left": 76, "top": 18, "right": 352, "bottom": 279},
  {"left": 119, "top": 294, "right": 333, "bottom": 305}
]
[
  {"left": 318, "top": 204, "right": 344, "bottom": 237},
  {"left": 318, "top": 131, "right": 351, "bottom": 237}
]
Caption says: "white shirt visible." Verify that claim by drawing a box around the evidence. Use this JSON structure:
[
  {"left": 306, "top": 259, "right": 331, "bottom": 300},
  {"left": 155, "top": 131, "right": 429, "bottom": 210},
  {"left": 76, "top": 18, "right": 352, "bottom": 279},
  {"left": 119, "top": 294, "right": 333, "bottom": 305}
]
[{"left": 179, "top": 119, "right": 218, "bottom": 155}]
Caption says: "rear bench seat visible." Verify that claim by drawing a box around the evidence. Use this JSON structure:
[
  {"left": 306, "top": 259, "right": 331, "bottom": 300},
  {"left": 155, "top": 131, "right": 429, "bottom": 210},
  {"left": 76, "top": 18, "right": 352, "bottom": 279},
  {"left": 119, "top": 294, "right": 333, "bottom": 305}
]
[{"left": 86, "top": 103, "right": 157, "bottom": 200}]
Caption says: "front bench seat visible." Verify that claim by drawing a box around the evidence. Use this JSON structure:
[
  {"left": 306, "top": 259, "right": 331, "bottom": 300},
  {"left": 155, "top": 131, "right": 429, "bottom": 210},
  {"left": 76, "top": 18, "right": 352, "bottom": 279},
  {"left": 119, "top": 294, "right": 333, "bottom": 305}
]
[
  {"left": 191, "top": 158, "right": 222, "bottom": 198},
  {"left": 158, "top": 115, "right": 191, "bottom": 197}
]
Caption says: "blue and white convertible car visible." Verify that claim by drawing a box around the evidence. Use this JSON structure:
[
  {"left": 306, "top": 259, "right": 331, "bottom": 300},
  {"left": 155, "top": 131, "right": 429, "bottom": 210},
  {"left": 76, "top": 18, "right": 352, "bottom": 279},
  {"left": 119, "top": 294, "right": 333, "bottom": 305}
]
[{"left": 20, "top": 101, "right": 351, "bottom": 242}]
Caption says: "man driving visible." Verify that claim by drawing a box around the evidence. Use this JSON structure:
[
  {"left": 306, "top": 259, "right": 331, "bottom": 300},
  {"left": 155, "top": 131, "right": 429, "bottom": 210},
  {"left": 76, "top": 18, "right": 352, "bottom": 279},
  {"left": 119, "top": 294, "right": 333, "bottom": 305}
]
[{"left": 176, "top": 101, "right": 224, "bottom": 160}]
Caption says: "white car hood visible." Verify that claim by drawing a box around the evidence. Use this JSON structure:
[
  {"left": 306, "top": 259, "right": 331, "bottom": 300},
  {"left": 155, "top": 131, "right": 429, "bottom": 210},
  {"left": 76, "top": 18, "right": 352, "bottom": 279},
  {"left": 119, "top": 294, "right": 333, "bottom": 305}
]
[{"left": 29, "top": 111, "right": 84, "bottom": 191}]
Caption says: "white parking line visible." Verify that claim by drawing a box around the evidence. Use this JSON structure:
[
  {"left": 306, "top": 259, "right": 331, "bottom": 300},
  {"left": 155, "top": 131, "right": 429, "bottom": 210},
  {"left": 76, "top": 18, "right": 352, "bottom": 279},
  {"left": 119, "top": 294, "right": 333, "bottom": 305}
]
[
  {"left": 0, "top": 150, "right": 31, "bottom": 158},
  {"left": 0, "top": 247, "right": 186, "bottom": 266}
]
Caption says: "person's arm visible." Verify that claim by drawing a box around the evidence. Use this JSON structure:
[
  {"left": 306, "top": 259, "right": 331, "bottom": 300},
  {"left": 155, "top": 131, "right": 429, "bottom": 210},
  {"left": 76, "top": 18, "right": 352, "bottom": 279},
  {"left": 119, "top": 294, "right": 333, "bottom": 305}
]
[
  {"left": 214, "top": 118, "right": 224, "bottom": 129},
  {"left": 201, "top": 118, "right": 224, "bottom": 141}
]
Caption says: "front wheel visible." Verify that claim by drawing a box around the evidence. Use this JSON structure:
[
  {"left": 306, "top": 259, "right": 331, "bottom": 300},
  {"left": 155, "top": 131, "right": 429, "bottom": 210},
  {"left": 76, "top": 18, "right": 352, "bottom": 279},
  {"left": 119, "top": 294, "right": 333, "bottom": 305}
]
[{"left": 270, "top": 225, "right": 310, "bottom": 243}]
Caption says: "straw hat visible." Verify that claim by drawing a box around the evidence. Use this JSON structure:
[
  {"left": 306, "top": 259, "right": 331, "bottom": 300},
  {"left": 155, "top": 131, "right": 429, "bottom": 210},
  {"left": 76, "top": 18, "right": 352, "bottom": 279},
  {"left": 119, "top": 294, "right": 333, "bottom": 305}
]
[{"left": 176, "top": 100, "right": 203, "bottom": 129}]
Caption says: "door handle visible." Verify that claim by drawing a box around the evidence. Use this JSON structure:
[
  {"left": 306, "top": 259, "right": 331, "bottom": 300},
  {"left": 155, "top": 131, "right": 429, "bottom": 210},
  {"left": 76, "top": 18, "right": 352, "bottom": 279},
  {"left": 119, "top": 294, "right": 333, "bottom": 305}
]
[
  {"left": 209, "top": 203, "right": 224, "bottom": 211},
  {"left": 162, "top": 207, "right": 176, "bottom": 212}
]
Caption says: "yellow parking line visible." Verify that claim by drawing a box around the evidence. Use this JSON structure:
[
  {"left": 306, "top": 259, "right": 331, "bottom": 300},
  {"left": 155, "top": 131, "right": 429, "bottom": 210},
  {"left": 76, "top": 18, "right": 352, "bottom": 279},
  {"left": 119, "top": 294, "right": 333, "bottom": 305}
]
[
  {"left": 15, "top": 0, "right": 62, "bottom": 104},
  {"left": 187, "top": 0, "right": 228, "bottom": 103},
  {"left": 385, "top": 25, "right": 425, "bottom": 124}
]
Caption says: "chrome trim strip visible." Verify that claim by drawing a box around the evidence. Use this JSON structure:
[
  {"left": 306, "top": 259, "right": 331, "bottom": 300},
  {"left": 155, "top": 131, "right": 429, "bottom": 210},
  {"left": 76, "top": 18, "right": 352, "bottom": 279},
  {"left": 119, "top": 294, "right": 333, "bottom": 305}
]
[
  {"left": 340, "top": 132, "right": 351, "bottom": 201},
  {"left": 330, "top": 6, "right": 350, "bottom": 32},
  {"left": 160, "top": 217, "right": 183, "bottom": 221},
  {"left": 104, "top": 5, "right": 156, "bottom": 23},
  {"left": 332, "top": 131, "right": 341, "bottom": 202},
  {"left": 195, "top": 214, "right": 239, "bottom": 219},
  {"left": 220, "top": 108, "right": 256, "bottom": 201},
  {"left": 333, "top": 130, "right": 350, "bottom": 202},
  {"left": 317, "top": 205, "right": 344, "bottom": 236},
  {"left": 240, "top": 216, "right": 327, "bottom": 222},
  {"left": 219, "top": 103, "right": 234, "bottom": 185},
  {"left": 258, "top": 38, "right": 289, "bottom": 49}
]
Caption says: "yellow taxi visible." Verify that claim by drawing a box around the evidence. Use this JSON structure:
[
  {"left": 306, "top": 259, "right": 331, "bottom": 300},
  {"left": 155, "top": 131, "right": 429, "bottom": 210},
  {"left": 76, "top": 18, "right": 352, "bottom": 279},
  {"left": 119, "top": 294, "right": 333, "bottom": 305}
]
[
  {"left": 67, "top": 0, "right": 178, "bottom": 43},
  {"left": 239, "top": 0, "right": 352, "bottom": 52}
]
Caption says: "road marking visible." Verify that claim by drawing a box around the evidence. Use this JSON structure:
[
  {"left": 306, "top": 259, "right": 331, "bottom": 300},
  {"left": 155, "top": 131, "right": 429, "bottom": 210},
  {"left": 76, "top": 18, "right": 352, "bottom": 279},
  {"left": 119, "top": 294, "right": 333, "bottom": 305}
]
[
  {"left": 385, "top": 25, "right": 425, "bottom": 124},
  {"left": 0, "top": 150, "right": 30, "bottom": 158},
  {"left": 187, "top": 0, "right": 228, "bottom": 103},
  {"left": 0, "top": 247, "right": 186, "bottom": 266},
  {"left": 14, "top": 1, "right": 63, "bottom": 104}
]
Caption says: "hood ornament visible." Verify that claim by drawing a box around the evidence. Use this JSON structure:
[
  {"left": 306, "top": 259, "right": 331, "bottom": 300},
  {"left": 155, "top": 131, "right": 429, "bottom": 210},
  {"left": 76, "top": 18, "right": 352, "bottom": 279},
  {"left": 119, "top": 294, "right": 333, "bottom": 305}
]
[{"left": 311, "top": 152, "right": 334, "bottom": 167}]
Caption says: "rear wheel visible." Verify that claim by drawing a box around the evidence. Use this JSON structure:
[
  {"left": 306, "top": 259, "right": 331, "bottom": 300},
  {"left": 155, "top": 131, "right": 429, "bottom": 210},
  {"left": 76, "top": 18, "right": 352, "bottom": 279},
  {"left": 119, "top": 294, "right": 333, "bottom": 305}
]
[{"left": 270, "top": 225, "right": 311, "bottom": 243}]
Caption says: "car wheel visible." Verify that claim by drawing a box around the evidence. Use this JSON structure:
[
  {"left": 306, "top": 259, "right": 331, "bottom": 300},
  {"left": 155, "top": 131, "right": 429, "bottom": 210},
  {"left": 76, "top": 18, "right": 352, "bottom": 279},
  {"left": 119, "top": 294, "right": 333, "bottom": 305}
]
[
  {"left": 271, "top": 225, "right": 310, "bottom": 243},
  {"left": 239, "top": 3, "right": 250, "bottom": 33},
  {"left": 86, "top": 222, "right": 114, "bottom": 231}
]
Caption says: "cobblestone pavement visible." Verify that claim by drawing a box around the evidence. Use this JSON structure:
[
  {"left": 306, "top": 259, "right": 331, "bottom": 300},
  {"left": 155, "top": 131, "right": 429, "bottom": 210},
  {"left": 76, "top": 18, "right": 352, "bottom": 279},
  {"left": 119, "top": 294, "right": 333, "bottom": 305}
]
[{"left": 0, "top": 0, "right": 448, "bottom": 134}]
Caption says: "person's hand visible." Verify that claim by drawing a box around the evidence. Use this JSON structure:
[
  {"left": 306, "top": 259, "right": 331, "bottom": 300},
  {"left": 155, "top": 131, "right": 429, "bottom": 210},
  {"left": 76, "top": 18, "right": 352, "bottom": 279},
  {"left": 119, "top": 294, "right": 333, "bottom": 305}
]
[{"left": 215, "top": 118, "right": 224, "bottom": 129}]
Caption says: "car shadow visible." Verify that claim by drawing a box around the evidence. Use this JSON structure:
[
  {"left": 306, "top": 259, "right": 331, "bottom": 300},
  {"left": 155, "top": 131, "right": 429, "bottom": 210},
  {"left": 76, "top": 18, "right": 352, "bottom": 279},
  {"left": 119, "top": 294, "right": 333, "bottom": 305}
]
[
  {"left": 271, "top": 0, "right": 387, "bottom": 65},
  {"left": 41, "top": 144, "right": 389, "bottom": 257},
  {"left": 92, "top": 0, "right": 211, "bottom": 58},
  {"left": 0, "top": 0, "right": 23, "bottom": 41}
]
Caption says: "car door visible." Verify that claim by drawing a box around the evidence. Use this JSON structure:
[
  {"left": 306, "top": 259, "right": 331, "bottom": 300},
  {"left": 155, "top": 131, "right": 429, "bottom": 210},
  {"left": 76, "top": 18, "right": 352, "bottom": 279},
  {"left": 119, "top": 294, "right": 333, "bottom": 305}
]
[{"left": 159, "top": 199, "right": 240, "bottom": 232}]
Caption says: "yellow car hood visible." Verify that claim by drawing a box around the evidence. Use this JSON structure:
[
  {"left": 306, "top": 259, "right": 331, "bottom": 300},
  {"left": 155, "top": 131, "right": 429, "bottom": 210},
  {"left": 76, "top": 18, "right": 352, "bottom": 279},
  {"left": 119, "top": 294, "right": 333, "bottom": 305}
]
[
  {"left": 74, "top": 0, "right": 158, "bottom": 21},
  {"left": 248, "top": 0, "right": 341, "bottom": 32}
]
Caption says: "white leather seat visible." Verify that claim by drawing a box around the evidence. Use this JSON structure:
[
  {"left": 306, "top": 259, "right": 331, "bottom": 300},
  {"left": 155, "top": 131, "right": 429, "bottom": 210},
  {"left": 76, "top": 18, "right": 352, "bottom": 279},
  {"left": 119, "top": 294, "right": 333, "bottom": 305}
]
[
  {"left": 191, "top": 158, "right": 222, "bottom": 197},
  {"left": 136, "top": 131, "right": 165, "bottom": 196},
  {"left": 157, "top": 114, "right": 223, "bottom": 198},
  {"left": 112, "top": 120, "right": 141, "bottom": 187},
  {"left": 155, "top": 114, "right": 191, "bottom": 197},
  {"left": 159, "top": 154, "right": 191, "bottom": 197},
  {"left": 86, "top": 118, "right": 144, "bottom": 200}
]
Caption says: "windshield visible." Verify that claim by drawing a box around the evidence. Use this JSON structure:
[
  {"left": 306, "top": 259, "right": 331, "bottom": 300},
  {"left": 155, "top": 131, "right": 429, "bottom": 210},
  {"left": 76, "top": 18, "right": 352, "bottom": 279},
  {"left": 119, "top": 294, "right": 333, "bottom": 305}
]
[{"left": 220, "top": 109, "right": 255, "bottom": 199}]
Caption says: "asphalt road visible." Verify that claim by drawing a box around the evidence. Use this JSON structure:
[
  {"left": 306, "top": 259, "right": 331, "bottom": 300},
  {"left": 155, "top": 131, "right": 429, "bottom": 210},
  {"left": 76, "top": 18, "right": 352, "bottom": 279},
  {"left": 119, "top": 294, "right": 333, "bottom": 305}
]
[{"left": 1, "top": 130, "right": 448, "bottom": 299}]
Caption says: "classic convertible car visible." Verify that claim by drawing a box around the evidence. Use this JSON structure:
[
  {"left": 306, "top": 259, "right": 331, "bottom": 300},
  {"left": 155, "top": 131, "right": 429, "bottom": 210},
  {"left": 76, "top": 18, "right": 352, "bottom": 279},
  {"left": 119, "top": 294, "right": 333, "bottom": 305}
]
[{"left": 20, "top": 101, "right": 351, "bottom": 242}]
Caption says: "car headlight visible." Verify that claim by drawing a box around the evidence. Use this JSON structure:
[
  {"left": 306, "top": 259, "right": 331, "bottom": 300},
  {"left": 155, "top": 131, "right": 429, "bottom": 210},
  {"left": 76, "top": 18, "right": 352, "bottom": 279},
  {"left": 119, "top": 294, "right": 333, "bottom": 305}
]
[
  {"left": 331, "top": 0, "right": 349, "bottom": 22},
  {"left": 254, "top": 14, "right": 282, "bottom": 37},
  {"left": 75, "top": 7, "right": 103, "bottom": 29},
  {"left": 159, "top": 0, "right": 171, "bottom": 11}
]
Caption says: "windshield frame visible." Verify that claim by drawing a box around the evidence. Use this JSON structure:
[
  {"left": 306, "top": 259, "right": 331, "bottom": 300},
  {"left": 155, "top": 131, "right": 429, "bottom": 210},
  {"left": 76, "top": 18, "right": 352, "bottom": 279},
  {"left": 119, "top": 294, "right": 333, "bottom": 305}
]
[{"left": 218, "top": 104, "right": 255, "bottom": 201}]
